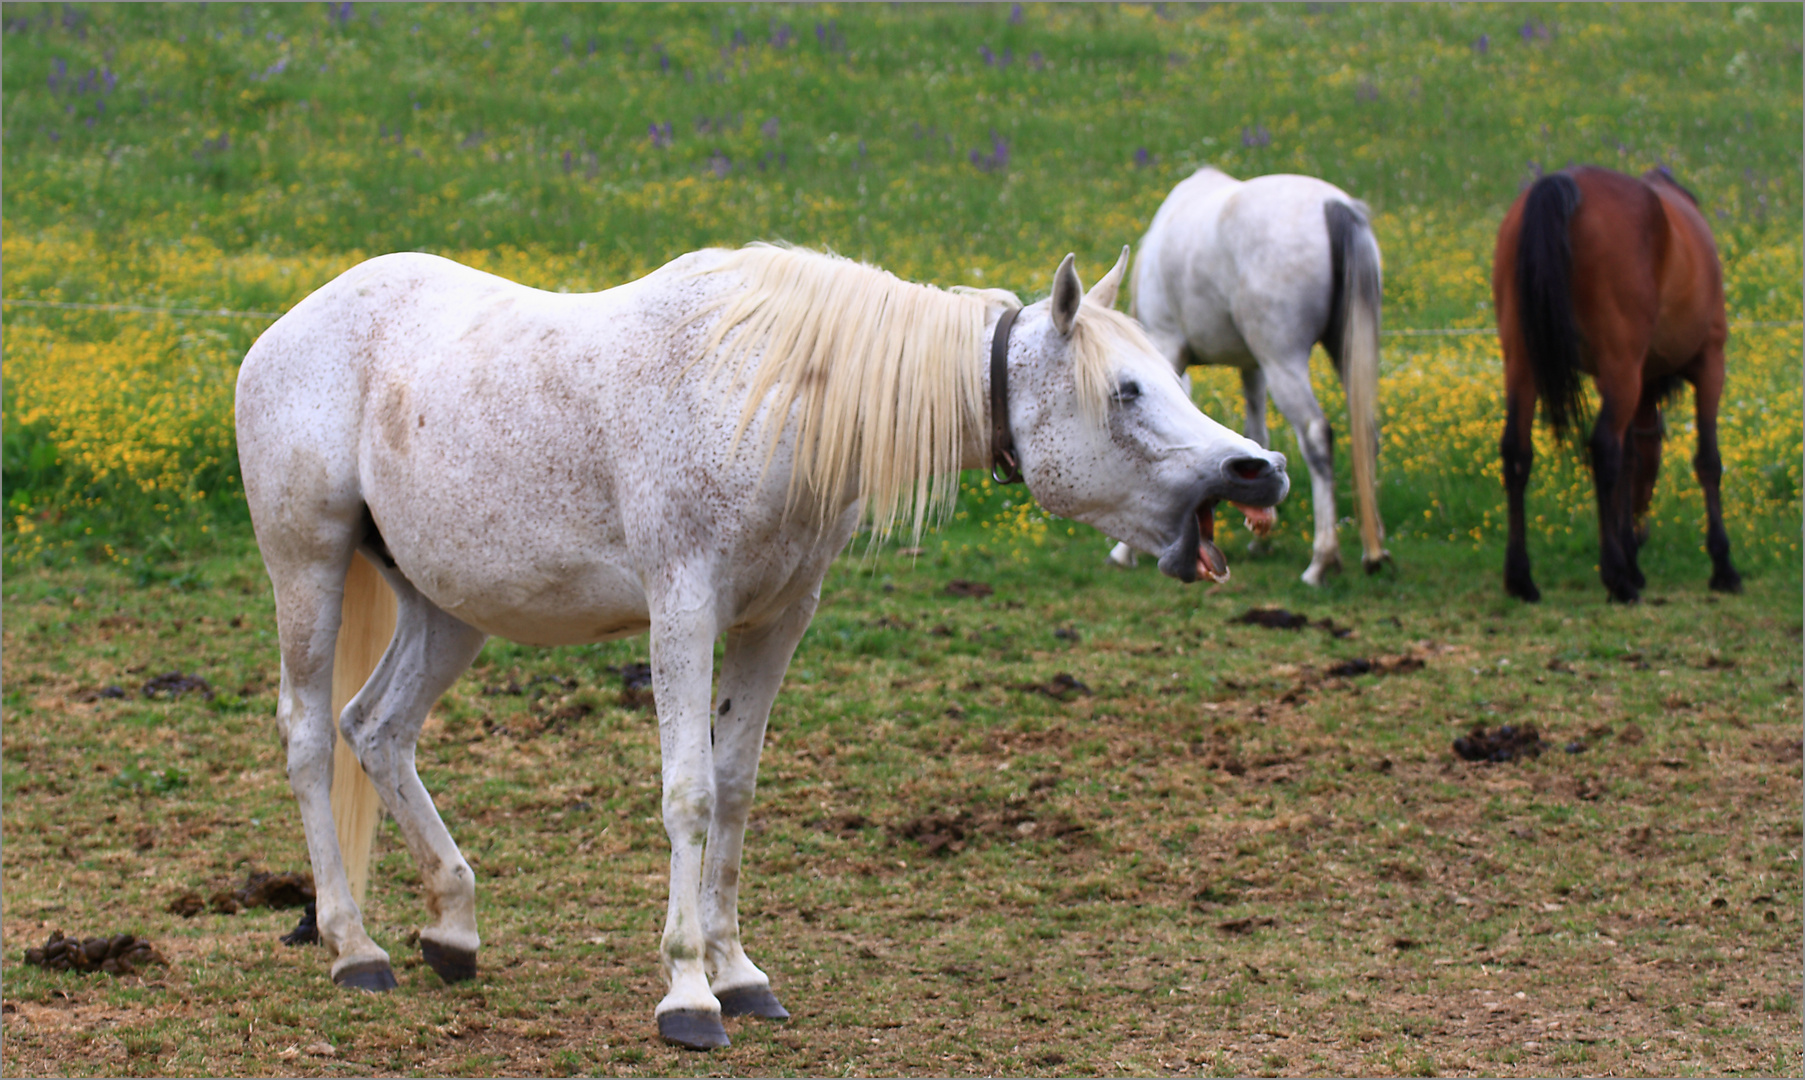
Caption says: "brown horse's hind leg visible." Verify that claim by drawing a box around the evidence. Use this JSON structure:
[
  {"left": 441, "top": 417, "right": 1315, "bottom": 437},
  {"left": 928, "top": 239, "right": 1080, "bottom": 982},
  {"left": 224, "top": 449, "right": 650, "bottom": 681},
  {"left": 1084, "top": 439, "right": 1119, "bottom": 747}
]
[
  {"left": 1588, "top": 399, "right": 1643, "bottom": 604},
  {"left": 1690, "top": 348, "right": 1742, "bottom": 593},
  {"left": 1629, "top": 397, "right": 1665, "bottom": 550},
  {"left": 1501, "top": 369, "right": 1539, "bottom": 602}
]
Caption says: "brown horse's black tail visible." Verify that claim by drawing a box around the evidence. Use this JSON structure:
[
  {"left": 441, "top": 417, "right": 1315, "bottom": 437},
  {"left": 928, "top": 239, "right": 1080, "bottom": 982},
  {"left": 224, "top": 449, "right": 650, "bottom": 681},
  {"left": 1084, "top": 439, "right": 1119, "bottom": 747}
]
[{"left": 1514, "top": 172, "right": 1588, "bottom": 441}]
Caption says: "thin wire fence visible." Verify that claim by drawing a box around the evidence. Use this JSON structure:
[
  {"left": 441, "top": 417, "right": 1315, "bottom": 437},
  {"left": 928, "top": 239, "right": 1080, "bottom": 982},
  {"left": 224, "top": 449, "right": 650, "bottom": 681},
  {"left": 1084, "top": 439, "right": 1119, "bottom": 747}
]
[{"left": 2, "top": 296, "right": 1800, "bottom": 334}]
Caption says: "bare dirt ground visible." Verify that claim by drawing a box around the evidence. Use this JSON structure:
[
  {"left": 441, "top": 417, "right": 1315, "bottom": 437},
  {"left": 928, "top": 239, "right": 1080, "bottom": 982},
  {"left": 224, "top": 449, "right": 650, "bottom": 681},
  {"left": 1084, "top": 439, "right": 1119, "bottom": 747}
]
[{"left": 3, "top": 540, "right": 1800, "bottom": 1076}]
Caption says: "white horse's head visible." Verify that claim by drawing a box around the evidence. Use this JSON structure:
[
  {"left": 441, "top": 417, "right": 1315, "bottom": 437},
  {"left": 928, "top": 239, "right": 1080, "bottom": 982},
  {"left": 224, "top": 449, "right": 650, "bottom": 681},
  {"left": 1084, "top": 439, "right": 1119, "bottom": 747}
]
[{"left": 1004, "top": 248, "right": 1289, "bottom": 583}]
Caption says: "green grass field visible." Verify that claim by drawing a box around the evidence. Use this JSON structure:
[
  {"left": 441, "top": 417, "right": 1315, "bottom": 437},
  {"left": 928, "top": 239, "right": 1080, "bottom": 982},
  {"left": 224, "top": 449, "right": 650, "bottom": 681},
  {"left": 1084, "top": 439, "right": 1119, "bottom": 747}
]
[{"left": 2, "top": 3, "right": 1801, "bottom": 1076}]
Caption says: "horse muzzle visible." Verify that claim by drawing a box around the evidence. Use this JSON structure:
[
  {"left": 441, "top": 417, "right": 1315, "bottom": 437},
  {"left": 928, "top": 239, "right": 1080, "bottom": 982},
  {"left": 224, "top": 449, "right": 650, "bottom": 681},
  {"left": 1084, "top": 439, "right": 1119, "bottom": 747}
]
[{"left": 1155, "top": 454, "right": 1289, "bottom": 584}]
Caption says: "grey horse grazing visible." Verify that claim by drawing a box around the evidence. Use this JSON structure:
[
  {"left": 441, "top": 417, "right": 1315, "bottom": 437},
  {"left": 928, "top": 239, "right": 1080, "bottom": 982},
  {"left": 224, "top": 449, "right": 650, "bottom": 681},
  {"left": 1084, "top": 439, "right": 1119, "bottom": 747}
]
[{"left": 1110, "top": 167, "right": 1389, "bottom": 585}]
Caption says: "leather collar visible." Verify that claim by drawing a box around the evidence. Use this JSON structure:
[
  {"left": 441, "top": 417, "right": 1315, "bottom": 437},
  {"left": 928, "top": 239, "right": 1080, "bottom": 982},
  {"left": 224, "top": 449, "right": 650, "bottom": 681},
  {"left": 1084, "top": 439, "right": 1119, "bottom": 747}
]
[{"left": 988, "top": 306, "right": 1023, "bottom": 485}]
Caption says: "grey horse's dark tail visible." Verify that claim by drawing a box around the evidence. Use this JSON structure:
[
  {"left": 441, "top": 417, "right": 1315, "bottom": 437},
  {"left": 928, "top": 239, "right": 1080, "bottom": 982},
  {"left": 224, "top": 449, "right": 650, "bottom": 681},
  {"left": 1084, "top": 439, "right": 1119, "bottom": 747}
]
[
  {"left": 1323, "top": 199, "right": 1387, "bottom": 571},
  {"left": 1514, "top": 172, "right": 1587, "bottom": 441}
]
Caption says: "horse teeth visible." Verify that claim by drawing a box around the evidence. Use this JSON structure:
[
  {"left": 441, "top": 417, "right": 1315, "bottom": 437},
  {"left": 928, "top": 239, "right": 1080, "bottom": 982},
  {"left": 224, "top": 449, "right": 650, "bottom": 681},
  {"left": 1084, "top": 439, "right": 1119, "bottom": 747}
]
[{"left": 1199, "top": 539, "right": 1231, "bottom": 582}]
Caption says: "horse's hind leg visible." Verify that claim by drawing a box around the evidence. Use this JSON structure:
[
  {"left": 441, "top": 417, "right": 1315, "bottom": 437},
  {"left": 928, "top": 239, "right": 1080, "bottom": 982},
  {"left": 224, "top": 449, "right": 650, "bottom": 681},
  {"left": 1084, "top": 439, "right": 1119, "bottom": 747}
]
[
  {"left": 1629, "top": 396, "right": 1665, "bottom": 552},
  {"left": 1588, "top": 400, "right": 1642, "bottom": 604},
  {"left": 269, "top": 547, "right": 398, "bottom": 989},
  {"left": 1501, "top": 362, "right": 1540, "bottom": 602},
  {"left": 1240, "top": 364, "right": 1271, "bottom": 448},
  {"left": 702, "top": 594, "right": 818, "bottom": 1022},
  {"left": 1689, "top": 347, "right": 1742, "bottom": 593},
  {"left": 338, "top": 559, "right": 488, "bottom": 983},
  {"left": 1262, "top": 354, "right": 1340, "bottom": 585}
]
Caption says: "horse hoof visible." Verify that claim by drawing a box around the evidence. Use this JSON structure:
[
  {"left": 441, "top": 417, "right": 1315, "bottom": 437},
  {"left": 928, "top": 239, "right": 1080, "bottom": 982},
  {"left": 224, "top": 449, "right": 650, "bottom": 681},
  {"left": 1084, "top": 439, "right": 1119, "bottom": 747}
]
[
  {"left": 658, "top": 1009, "right": 730, "bottom": 1049},
  {"left": 1362, "top": 550, "right": 1393, "bottom": 575},
  {"left": 333, "top": 960, "right": 398, "bottom": 992},
  {"left": 1710, "top": 572, "right": 1743, "bottom": 594},
  {"left": 716, "top": 985, "right": 791, "bottom": 1020},
  {"left": 420, "top": 939, "right": 478, "bottom": 984}
]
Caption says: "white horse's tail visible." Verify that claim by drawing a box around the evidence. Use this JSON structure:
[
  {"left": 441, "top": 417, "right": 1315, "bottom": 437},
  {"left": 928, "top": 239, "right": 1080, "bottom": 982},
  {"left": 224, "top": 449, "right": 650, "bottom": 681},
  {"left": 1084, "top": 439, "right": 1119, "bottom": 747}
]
[
  {"left": 330, "top": 551, "right": 395, "bottom": 906},
  {"left": 1324, "top": 200, "right": 1388, "bottom": 572}
]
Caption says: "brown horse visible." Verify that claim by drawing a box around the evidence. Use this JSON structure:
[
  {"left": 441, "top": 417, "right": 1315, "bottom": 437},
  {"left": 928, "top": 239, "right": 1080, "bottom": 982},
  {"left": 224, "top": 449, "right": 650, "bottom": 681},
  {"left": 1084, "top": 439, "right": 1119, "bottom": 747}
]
[{"left": 1493, "top": 165, "right": 1741, "bottom": 603}]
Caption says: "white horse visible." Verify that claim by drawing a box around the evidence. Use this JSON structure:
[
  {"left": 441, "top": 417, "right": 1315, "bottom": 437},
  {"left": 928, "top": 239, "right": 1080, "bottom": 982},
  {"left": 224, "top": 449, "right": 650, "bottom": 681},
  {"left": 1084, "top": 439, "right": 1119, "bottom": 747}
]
[
  {"left": 235, "top": 243, "right": 1288, "bottom": 1049},
  {"left": 1109, "top": 166, "right": 1388, "bottom": 585}
]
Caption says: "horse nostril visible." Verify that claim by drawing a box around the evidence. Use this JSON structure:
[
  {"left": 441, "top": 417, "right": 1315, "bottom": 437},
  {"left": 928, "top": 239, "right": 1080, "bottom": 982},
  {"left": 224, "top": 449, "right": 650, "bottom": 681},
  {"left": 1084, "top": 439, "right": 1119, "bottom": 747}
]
[{"left": 1228, "top": 457, "right": 1271, "bottom": 481}]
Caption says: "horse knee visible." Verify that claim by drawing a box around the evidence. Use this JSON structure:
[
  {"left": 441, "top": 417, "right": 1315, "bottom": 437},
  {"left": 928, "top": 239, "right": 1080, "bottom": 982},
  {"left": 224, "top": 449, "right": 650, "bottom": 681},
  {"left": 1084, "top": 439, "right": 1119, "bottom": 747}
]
[{"left": 664, "top": 781, "right": 716, "bottom": 841}]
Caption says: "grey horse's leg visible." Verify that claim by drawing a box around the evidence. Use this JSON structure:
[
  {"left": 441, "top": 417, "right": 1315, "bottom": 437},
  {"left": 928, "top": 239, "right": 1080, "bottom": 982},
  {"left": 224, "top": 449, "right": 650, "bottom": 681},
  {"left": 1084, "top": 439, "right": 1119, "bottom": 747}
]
[
  {"left": 269, "top": 544, "right": 398, "bottom": 990},
  {"left": 648, "top": 585, "right": 730, "bottom": 1048},
  {"left": 1262, "top": 353, "right": 1341, "bottom": 585},
  {"left": 702, "top": 593, "right": 819, "bottom": 1020},
  {"left": 337, "top": 560, "right": 488, "bottom": 984},
  {"left": 1240, "top": 364, "right": 1271, "bottom": 448}
]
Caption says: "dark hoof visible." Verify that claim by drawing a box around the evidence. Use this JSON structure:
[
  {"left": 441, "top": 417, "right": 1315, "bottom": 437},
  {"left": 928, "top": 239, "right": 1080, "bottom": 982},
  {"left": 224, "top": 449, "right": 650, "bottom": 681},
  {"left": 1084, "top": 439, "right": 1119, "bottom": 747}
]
[
  {"left": 420, "top": 938, "right": 477, "bottom": 984},
  {"left": 658, "top": 1009, "right": 730, "bottom": 1050},
  {"left": 1606, "top": 587, "right": 1640, "bottom": 605},
  {"left": 716, "top": 985, "right": 791, "bottom": 1020},
  {"left": 280, "top": 902, "right": 320, "bottom": 947},
  {"left": 1710, "top": 571, "right": 1743, "bottom": 594},
  {"left": 333, "top": 960, "right": 398, "bottom": 992},
  {"left": 1362, "top": 550, "right": 1393, "bottom": 575},
  {"left": 1506, "top": 578, "right": 1540, "bottom": 603}
]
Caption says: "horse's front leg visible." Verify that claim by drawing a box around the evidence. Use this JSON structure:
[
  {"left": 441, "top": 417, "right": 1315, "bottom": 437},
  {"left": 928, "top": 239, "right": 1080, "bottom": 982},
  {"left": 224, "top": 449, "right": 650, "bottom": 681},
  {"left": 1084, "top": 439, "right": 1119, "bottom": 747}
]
[
  {"left": 648, "top": 595, "right": 729, "bottom": 1049},
  {"left": 1690, "top": 346, "right": 1741, "bottom": 593},
  {"left": 703, "top": 594, "right": 819, "bottom": 1021}
]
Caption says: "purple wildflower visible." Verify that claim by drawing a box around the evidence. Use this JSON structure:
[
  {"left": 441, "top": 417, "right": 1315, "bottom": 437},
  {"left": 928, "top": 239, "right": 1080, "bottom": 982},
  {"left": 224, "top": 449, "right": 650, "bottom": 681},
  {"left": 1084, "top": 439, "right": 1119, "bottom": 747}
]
[
  {"left": 563, "top": 150, "right": 573, "bottom": 174},
  {"left": 1473, "top": 33, "right": 1489, "bottom": 53},
  {"left": 1030, "top": 51, "right": 1044, "bottom": 71},
  {"left": 648, "top": 121, "right": 674, "bottom": 148},
  {"left": 1241, "top": 124, "right": 1271, "bottom": 149},
  {"left": 1010, "top": 3, "right": 1023, "bottom": 24},
  {"left": 709, "top": 151, "right": 731, "bottom": 178},
  {"left": 48, "top": 57, "right": 66, "bottom": 91},
  {"left": 1134, "top": 147, "right": 1151, "bottom": 169},
  {"left": 329, "top": 2, "right": 353, "bottom": 27},
  {"left": 760, "top": 116, "right": 780, "bottom": 139},
  {"left": 771, "top": 23, "right": 791, "bottom": 48},
  {"left": 970, "top": 130, "right": 1010, "bottom": 173},
  {"left": 980, "top": 44, "right": 995, "bottom": 65}
]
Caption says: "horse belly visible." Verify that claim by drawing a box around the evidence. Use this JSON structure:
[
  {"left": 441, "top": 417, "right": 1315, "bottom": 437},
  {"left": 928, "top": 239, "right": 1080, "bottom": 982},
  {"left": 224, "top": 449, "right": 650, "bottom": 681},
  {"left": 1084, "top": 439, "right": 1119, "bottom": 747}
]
[{"left": 447, "top": 564, "right": 651, "bottom": 646}]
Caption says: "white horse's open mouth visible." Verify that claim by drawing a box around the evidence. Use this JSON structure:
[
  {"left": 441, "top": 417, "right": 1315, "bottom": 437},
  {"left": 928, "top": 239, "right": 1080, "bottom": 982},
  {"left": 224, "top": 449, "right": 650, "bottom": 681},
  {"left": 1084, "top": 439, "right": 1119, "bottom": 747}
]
[
  {"left": 1196, "top": 501, "right": 1230, "bottom": 583},
  {"left": 1164, "top": 498, "right": 1280, "bottom": 584}
]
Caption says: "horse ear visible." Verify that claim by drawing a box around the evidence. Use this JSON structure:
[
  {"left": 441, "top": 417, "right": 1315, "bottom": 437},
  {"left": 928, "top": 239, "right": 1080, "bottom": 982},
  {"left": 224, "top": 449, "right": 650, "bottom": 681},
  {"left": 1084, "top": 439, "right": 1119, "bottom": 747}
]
[
  {"left": 1050, "top": 253, "right": 1083, "bottom": 337},
  {"left": 1085, "top": 245, "right": 1130, "bottom": 310}
]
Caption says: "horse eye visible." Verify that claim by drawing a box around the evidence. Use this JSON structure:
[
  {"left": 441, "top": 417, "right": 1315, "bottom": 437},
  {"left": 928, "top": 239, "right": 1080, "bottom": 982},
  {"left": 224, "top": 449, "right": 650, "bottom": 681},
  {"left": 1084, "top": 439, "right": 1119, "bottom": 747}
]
[{"left": 1113, "top": 380, "right": 1142, "bottom": 403}]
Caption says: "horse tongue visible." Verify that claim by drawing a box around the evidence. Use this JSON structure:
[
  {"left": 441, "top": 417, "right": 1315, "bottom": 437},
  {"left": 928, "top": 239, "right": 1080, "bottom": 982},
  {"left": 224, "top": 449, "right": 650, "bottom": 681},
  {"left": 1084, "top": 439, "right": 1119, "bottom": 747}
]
[{"left": 1198, "top": 538, "right": 1230, "bottom": 583}]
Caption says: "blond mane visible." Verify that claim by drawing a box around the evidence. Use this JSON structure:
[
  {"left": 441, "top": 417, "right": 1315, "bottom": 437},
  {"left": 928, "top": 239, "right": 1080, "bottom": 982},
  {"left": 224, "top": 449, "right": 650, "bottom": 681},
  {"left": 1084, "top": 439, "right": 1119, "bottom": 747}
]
[{"left": 690, "top": 244, "right": 1124, "bottom": 545}]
